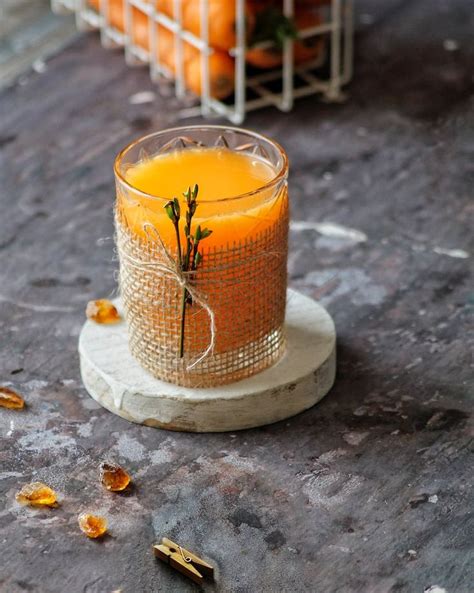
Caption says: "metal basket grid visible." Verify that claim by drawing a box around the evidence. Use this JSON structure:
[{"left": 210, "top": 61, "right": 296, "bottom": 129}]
[{"left": 51, "top": 0, "right": 353, "bottom": 123}]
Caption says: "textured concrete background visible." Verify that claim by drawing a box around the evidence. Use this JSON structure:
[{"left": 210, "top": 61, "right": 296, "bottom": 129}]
[
  {"left": 0, "top": 0, "right": 76, "bottom": 88},
  {"left": 0, "top": 1, "right": 473, "bottom": 592}
]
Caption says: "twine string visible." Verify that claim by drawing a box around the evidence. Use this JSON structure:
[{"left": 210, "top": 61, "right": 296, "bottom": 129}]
[{"left": 119, "top": 221, "right": 216, "bottom": 370}]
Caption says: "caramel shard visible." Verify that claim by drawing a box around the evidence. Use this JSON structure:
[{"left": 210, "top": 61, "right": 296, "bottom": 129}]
[
  {"left": 0, "top": 387, "right": 25, "bottom": 410},
  {"left": 78, "top": 512, "right": 108, "bottom": 538},
  {"left": 16, "top": 482, "right": 57, "bottom": 506},
  {"left": 86, "top": 299, "right": 121, "bottom": 324},
  {"left": 99, "top": 461, "right": 131, "bottom": 492}
]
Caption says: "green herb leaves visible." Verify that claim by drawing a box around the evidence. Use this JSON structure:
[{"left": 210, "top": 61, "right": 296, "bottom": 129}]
[{"left": 164, "top": 184, "right": 213, "bottom": 358}]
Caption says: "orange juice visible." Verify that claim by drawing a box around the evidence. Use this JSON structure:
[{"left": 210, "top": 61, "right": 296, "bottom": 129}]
[
  {"left": 115, "top": 130, "right": 289, "bottom": 387},
  {"left": 119, "top": 147, "right": 286, "bottom": 247}
]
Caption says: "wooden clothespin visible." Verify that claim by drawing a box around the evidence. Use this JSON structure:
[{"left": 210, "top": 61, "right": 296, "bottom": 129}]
[{"left": 153, "top": 537, "right": 214, "bottom": 585}]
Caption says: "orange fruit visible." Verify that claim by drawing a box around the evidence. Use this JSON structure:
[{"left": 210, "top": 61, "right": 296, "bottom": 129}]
[
  {"left": 246, "top": 8, "right": 324, "bottom": 68},
  {"left": 183, "top": 0, "right": 255, "bottom": 52},
  {"left": 88, "top": 0, "right": 235, "bottom": 98},
  {"left": 185, "top": 50, "right": 235, "bottom": 98}
]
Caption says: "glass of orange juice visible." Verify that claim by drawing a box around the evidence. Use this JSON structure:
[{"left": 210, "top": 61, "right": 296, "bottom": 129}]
[{"left": 114, "top": 126, "right": 289, "bottom": 387}]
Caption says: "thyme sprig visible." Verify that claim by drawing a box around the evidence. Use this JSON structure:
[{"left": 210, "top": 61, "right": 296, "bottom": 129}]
[{"left": 164, "top": 184, "right": 212, "bottom": 358}]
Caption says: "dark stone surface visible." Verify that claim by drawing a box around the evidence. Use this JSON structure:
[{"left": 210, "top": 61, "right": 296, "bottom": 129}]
[{"left": 0, "top": 1, "right": 473, "bottom": 592}]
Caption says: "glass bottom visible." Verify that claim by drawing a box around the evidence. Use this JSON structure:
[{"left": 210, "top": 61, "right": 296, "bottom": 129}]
[{"left": 128, "top": 327, "right": 286, "bottom": 388}]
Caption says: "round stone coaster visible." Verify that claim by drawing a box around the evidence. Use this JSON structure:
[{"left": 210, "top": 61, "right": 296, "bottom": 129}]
[{"left": 78, "top": 289, "right": 336, "bottom": 432}]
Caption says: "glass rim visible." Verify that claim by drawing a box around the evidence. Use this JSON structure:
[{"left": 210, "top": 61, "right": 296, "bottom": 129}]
[{"left": 114, "top": 125, "right": 288, "bottom": 204}]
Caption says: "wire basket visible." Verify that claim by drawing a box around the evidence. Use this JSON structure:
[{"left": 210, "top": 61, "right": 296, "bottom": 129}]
[{"left": 51, "top": 0, "right": 353, "bottom": 124}]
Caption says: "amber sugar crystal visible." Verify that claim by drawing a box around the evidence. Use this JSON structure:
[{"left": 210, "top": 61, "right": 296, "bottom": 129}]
[
  {"left": 99, "top": 461, "right": 131, "bottom": 492},
  {"left": 16, "top": 482, "right": 57, "bottom": 507},
  {"left": 78, "top": 512, "right": 108, "bottom": 538},
  {"left": 86, "top": 299, "right": 121, "bottom": 324},
  {"left": 0, "top": 387, "right": 25, "bottom": 409}
]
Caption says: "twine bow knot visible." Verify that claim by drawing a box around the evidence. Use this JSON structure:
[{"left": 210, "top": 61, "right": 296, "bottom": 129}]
[{"left": 120, "top": 221, "right": 216, "bottom": 371}]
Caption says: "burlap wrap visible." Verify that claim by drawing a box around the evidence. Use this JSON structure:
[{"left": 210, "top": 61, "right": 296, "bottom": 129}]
[{"left": 116, "top": 198, "right": 289, "bottom": 387}]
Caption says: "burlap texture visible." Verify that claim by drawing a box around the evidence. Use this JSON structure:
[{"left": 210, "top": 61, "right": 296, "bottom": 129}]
[{"left": 116, "top": 195, "right": 289, "bottom": 387}]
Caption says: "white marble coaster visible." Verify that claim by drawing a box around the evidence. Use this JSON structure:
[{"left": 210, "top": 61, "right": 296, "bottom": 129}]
[{"left": 78, "top": 289, "right": 336, "bottom": 432}]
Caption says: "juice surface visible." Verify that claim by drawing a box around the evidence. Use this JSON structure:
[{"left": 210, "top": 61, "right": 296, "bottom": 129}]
[
  {"left": 120, "top": 147, "right": 286, "bottom": 247},
  {"left": 126, "top": 147, "right": 275, "bottom": 206}
]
